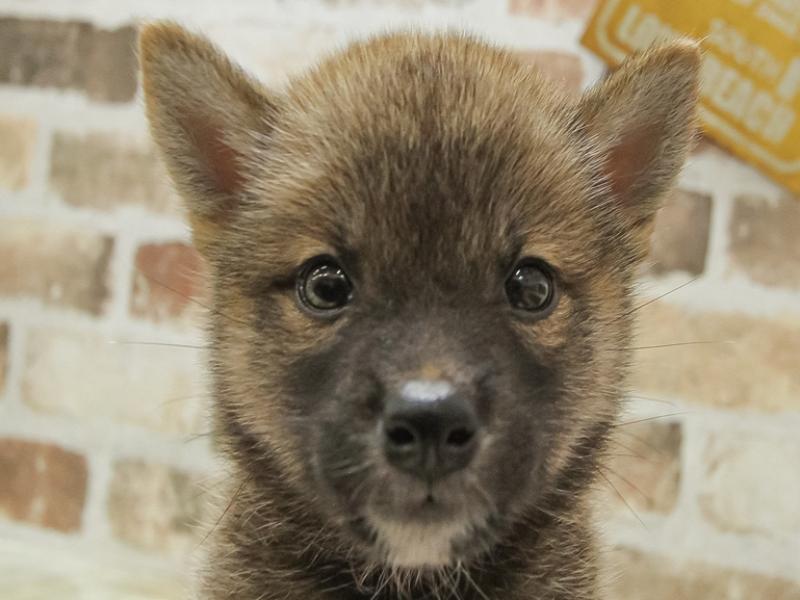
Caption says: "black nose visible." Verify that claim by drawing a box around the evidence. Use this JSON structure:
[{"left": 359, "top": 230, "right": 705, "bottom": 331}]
[{"left": 382, "top": 380, "right": 479, "bottom": 480}]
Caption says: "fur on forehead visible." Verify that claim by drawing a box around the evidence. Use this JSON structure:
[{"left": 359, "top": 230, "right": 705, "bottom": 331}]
[
  {"left": 140, "top": 23, "right": 699, "bottom": 274},
  {"left": 275, "top": 31, "right": 580, "bottom": 171},
  {"left": 237, "top": 33, "right": 604, "bottom": 274}
]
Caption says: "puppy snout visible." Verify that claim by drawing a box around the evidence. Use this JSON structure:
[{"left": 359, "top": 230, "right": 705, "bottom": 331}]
[{"left": 382, "top": 379, "right": 479, "bottom": 480}]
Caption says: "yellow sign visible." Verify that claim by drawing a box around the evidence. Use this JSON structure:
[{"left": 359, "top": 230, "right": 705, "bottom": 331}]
[{"left": 582, "top": 0, "right": 800, "bottom": 195}]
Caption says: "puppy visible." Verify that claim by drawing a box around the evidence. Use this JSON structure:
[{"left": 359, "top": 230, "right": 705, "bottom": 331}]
[{"left": 139, "top": 23, "right": 699, "bottom": 600}]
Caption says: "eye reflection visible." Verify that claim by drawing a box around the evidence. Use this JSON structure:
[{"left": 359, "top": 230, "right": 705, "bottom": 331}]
[
  {"left": 297, "top": 257, "right": 352, "bottom": 312},
  {"left": 505, "top": 260, "right": 556, "bottom": 314}
]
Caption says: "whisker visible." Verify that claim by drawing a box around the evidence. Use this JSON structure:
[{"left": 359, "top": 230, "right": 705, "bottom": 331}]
[
  {"left": 447, "top": 565, "right": 465, "bottom": 600},
  {"left": 627, "top": 395, "right": 677, "bottom": 407},
  {"left": 330, "top": 460, "right": 373, "bottom": 477},
  {"left": 605, "top": 452, "right": 646, "bottom": 460},
  {"left": 159, "top": 394, "right": 206, "bottom": 406},
  {"left": 196, "top": 475, "right": 252, "bottom": 549},
  {"left": 616, "top": 277, "right": 698, "bottom": 322},
  {"left": 368, "top": 566, "right": 393, "bottom": 600},
  {"left": 461, "top": 565, "right": 491, "bottom": 600},
  {"left": 184, "top": 431, "right": 215, "bottom": 443},
  {"left": 615, "top": 412, "right": 687, "bottom": 427},
  {"left": 631, "top": 340, "right": 732, "bottom": 351},
  {"left": 109, "top": 340, "right": 207, "bottom": 349},
  {"left": 613, "top": 428, "right": 672, "bottom": 457},
  {"left": 348, "top": 475, "right": 373, "bottom": 507},
  {"left": 600, "top": 465, "right": 653, "bottom": 504},
  {"left": 606, "top": 438, "right": 653, "bottom": 462},
  {"left": 466, "top": 474, "right": 496, "bottom": 513},
  {"left": 137, "top": 268, "right": 250, "bottom": 327},
  {"left": 533, "top": 501, "right": 576, "bottom": 525},
  {"left": 595, "top": 468, "right": 646, "bottom": 529}
]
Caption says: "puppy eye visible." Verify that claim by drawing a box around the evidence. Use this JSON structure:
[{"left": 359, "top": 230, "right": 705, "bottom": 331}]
[
  {"left": 297, "top": 256, "right": 353, "bottom": 313},
  {"left": 505, "top": 259, "right": 557, "bottom": 315}
]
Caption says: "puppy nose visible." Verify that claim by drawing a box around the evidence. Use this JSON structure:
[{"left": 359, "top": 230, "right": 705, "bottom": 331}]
[{"left": 382, "top": 380, "right": 479, "bottom": 480}]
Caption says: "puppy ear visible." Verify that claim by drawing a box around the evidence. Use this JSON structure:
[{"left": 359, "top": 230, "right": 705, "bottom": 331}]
[
  {"left": 576, "top": 41, "right": 701, "bottom": 231},
  {"left": 138, "top": 22, "right": 278, "bottom": 250}
]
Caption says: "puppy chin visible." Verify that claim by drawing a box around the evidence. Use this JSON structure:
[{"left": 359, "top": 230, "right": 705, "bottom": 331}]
[{"left": 370, "top": 517, "right": 468, "bottom": 568}]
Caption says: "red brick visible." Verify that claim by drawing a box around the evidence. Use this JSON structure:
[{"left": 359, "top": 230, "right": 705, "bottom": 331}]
[
  {"left": 509, "top": 0, "right": 549, "bottom": 17},
  {"left": 0, "top": 438, "right": 88, "bottom": 533},
  {"left": 599, "top": 421, "right": 681, "bottom": 516},
  {"left": 131, "top": 243, "right": 206, "bottom": 324},
  {"left": 510, "top": 0, "right": 597, "bottom": 21},
  {"left": 729, "top": 194, "right": 800, "bottom": 290},
  {"left": 0, "top": 18, "right": 82, "bottom": 90},
  {"left": 49, "top": 132, "right": 178, "bottom": 214},
  {"left": 79, "top": 25, "right": 138, "bottom": 103},
  {"left": 649, "top": 189, "right": 712, "bottom": 276},
  {"left": 699, "top": 433, "right": 800, "bottom": 536},
  {"left": 22, "top": 328, "right": 206, "bottom": 435},
  {"left": 0, "top": 219, "right": 113, "bottom": 315},
  {"left": 0, "top": 322, "right": 8, "bottom": 394},
  {"left": 208, "top": 25, "right": 340, "bottom": 87},
  {"left": 515, "top": 50, "right": 583, "bottom": 94},
  {"left": 0, "top": 116, "right": 38, "bottom": 191},
  {"left": 0, "top": 17, "right": 136, "bottom": 103},
  {"left": 631, "top": 303, "right": 800, "bottom": 412},
  {"left": 608, "top": 547, "right": 800, "bottom": 600},
  {"left": 322, "top": 0, "right": 474, "bottom": 4},
  {"left": 107, "top": 460, "right": 205, "bottom": 556},
  {"left": 554, "top": 0, "right": 597, "bottom": 20}
]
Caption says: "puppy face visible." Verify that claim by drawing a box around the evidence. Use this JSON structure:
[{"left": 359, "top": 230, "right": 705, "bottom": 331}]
[{"left": 140, "top": 27, "right": 699, "bottom": 570}]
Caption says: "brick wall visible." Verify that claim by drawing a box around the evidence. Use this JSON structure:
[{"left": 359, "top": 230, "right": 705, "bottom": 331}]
[{"left": 0, "top": 1, "right": 798, "bottom": 597}]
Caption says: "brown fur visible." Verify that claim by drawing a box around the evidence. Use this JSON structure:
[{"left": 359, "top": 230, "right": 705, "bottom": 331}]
[{"left": 139, "top": 23, "right": 699, "bottom": 600}]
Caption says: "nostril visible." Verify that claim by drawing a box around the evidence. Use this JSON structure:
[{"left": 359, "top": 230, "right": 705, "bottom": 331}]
[
  {"left": 445, "top": 427, "right": 474, "bottom": 447},
  {"left": 382, "top": 395, "right": 479, "bottom": 478},
  {"left": 386, "top": 424, "right": 416, "bottom": 447}
]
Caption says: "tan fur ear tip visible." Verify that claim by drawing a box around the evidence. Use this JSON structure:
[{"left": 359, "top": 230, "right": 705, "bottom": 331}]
[
  {"left": 650, "top": 38, "right": 703, "bottom": 72},
  {"left": 138, "top": 21, "right": 182, "bottom": 57},
  {"left": 137, "top": 20, "right": 208, "bottom": 67}
]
